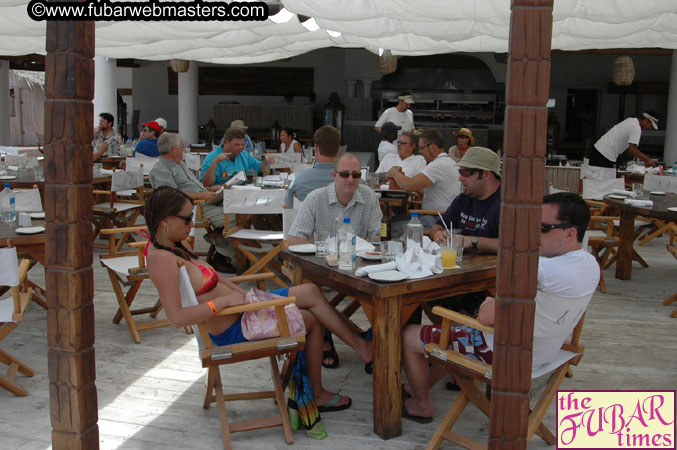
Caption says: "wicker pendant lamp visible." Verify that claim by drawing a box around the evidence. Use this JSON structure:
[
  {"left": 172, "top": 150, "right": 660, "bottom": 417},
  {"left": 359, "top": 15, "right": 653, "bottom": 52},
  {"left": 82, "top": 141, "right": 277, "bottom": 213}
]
[
  {"left": 377, "top": 50, "right": 397, "bottom": 75},
  {"left": 170, "top": 59, "right": 190, "bottom": 73},
  {"left": 611, "top": 56, "right": 635, "bottom": 86}
]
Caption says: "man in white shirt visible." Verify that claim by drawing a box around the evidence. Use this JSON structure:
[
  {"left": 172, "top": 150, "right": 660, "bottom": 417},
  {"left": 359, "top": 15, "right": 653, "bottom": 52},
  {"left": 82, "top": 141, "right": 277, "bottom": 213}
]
[
  {"left": 387, "top": 129, "right": 461, "bottom": 234},
  {"left": 377, "top": 122, "right": 400, "bottom": 162},
  {"left": 590, "top": 111, "right": 658, "bottom": 168},
  {"left": 400, "top": 192, "right": 599, "bottom": 422},
  {"left": 375, "top": 92, "right": 415, "bottom": 133},
  {"left": 376, "top": 131, "right": 426, "bottom": 181}
]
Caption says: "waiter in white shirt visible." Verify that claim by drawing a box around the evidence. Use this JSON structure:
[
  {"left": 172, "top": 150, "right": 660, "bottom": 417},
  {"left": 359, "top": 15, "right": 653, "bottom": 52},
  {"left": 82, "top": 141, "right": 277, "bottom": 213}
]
[
  {"left": 375, "top": 92, "right": 415, "bottom": 133},
  {"left": 589, "top": 111, "right": 658, "bottom": 168}
]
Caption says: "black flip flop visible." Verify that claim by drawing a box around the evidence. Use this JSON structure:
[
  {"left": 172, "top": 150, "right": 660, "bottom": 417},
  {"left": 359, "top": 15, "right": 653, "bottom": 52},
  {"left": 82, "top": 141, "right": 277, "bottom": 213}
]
[
  {"left": 322, "top": 332, "right": 339, "bottom": 369},
  {"left": 318, "top": 394, "right": 352, "bottom": 413},
  {"left": 402, "top": 403, "right": 433, "bottom": 424}
]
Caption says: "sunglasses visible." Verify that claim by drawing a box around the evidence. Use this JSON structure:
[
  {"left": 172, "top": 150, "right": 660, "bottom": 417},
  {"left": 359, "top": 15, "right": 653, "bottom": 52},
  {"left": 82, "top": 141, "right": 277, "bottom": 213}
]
[
  {"left": 396, "top": 140, "right": 410, "bottom": 145},
  {"left": 173, "top": 213, "right": 193, "bottom": 225},
  {"left": 459, "top": 168, "right": 480, "bottom": 177},
  {"left": 541, "top": 223, "right": 573, "bottom": 233},
  {"left": 336, "top": 171, "right": 362, "bottom": 179}
]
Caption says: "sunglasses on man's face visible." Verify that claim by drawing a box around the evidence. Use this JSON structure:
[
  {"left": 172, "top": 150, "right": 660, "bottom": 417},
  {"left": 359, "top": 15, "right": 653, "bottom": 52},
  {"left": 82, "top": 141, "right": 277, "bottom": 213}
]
[
  {"left": 173, "top": 213, "right": 193, "bottom": 225},
  {"left": 397, "top": 140, "right": 410, "bottom": 145},
  {"left": 541, "top": 223, "right": 573, "bottom": 233},
  {"left": 336, "top": 171, "right": 362, "bottom": 179},
  {"left": 459, "top": 168, "right": 480, "bottom": 178}
]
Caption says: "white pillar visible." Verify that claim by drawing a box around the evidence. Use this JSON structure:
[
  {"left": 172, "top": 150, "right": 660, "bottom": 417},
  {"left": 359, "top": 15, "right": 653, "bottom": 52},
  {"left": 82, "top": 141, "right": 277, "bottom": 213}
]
[
  {"left": 664, "top": 50, "right": 677, "bottom": 166},
  {"left": 178, "top": 62, "right": 199, "bottom": 146},
  {"left": 0, "top": 61, "right": 10, "bottom": 145},
  {"left": 94, "top": 56, "right": 117, "bottom": 126}
]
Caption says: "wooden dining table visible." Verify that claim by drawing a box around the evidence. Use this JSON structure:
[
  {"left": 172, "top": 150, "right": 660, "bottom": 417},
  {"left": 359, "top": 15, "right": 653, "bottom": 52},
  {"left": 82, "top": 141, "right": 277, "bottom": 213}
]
[
  {"left": 281, "top": 249, "right": 497, "bottom": 440},
  {"left": 604, "top": 192, "right": 677, "bottom": 280},
  {"left": 0, "top": 219, "right": 46, "bottom": 265}
]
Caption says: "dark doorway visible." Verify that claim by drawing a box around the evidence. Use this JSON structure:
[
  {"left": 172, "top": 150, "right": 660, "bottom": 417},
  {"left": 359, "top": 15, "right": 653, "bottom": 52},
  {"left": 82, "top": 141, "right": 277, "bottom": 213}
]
[{"left": 564, "top": 89, "right": 598, "bottom": 145}]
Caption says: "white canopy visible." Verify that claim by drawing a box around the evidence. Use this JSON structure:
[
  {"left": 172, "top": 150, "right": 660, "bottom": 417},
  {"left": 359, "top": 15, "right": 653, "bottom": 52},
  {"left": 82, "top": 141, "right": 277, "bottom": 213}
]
[{"left": 1, "top": 0, "right": 675, "bottom": 63}]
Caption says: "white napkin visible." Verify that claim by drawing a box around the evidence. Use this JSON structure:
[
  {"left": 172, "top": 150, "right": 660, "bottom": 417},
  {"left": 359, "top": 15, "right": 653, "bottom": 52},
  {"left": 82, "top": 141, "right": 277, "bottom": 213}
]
[
  {"left": 326, "top": 236, "right": 375, "bottom": 254},
  {"left": 627, "top": 164, "right": 646, "bottom": 175},
  {"left": 230, "top": 184, "right": 261, "bottom": 190},
  {"left": 624, "top": 199, "right": 653, "bottom": 207},
  {"left": 395, "top": 244, "right": 443, "bottom": 279},
  {"left": 355, "top": 261, "right": 397, "bottom": 277},
  {"left": 0, "top": 170, "right": 6, "bottom": 176},
  {"left": 7, "top": 165, "right": 19, "bottom": 172},
  {"left": 100, "top": 168, "right": 114, "bottom": 176},
  {"left": 611, "top": 189, "right": 634, "bottom": 197},
  {"left": 423, "top": 236, "right": 440, "bottom": 252}
]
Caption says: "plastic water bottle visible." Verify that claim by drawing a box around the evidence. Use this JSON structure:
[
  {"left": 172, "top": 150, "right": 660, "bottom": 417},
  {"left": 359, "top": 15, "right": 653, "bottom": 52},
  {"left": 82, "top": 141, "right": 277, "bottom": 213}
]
[
  {"left": 0, "top": 184, "right": 16, "bottom": 223},
  {"left": 337, "top": 217, "right": 356, "bottom": 271},
  {"left": 406, "top": 212, "right": 424, "bottom": 250},
  {"left": 673, "top": 161, "right": 677, "bottom": 173}
]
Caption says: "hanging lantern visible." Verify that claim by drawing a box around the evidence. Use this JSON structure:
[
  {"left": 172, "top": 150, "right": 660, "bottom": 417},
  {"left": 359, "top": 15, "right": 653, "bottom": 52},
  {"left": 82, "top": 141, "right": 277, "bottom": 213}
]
[
  {"left": 611, "top": 56, "right": 635, "bottom": 86},
  {"left": 170, "top": 59, "right": 190, "bottom": 73},
  {"left": 377, "top": 50, "right": 397, "bottom": 75}
]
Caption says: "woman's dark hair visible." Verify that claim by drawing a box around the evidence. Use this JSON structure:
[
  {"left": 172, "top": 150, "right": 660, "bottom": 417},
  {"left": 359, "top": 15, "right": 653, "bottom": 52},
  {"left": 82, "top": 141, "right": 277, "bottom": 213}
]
[
  {"left": 542, "top": 192, "right": 591, "bottom": 243},
  {"left": 281, "top": 127, "right": 296, "bottom": 139},
  {"left": 144, "top": 186, "right": 197, "bottom": 260}
]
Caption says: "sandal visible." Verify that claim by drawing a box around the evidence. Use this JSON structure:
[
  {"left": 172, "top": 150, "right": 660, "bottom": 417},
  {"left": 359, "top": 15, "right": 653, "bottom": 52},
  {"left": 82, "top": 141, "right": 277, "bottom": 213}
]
[
  {"left": 318, "top": 393, "right": 352, "bottom": 413},
  {"left": 402, "top": 402, "right": 433, "bottom": 424},
  {"left": 322, "top": 332, "right": 339, "bottom": 369}
]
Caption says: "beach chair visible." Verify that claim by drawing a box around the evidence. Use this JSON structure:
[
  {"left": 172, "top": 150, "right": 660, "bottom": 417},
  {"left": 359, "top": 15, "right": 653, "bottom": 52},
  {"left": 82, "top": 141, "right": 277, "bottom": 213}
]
[
  {"left": 636, "top": 174, "right": 677, "bottom": 246},
  {"left": 0, "top": 247, "right": 34, "bottom": 396},
  {"left": 99, "top": 225, "right": 171, "bottom": 343},
  {"left": 92, "top": 167, "right": 145, "bottom": 251},
  {"left": 223, "top": 188, "right": 288, "bottom": 288},
  {"left": 177, "top": 262, "right": 304, "bottom": 449},
  {"left": 425, "top": 303, "right": 588, "bottom": 449}
]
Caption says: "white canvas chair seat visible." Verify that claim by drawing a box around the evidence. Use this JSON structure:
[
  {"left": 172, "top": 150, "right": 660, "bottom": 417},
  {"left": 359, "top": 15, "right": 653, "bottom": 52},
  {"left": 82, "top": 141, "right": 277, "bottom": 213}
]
[
  {"left": 223, "top": 189, "right": 290, "bottom": 288},
  {"left": 177, "top": 262, "right": 304, "bottom": 449},
  {"left": 125, "top": 154, "right": 158, "bottom": 176},
  {"left": 0, "top": 248, "right": 34, "bottom": 396},
  {"left": 581, "top": 177, "right": 625, "bottom": 201},
  {"left": 99, "top": 227, "right": 170, "bottom": 344},
  {"left": 93, "top": 201, "right": 141, "bottom": 213},
  {"left": 580, "top": 163, "right": 616, "bottom": 180},
  {"left": 425, "top": 305, "right": 587, "bottom": 450},
  {"left": 13, "top": 188, "right": 43, "bottom": 213}
]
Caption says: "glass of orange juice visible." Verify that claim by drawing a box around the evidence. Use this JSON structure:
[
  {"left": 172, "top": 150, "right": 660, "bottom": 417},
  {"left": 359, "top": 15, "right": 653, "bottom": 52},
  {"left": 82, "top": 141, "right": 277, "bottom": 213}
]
[{"left": 441, "top": 242, "right": 457, "bottom": 269}]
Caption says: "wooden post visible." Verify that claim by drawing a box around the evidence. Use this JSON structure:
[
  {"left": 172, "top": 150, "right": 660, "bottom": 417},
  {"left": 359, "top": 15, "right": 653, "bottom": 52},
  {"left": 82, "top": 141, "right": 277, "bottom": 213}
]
[
  {"left": 490, "top": 1, "right": 553, "bottom": 449},
  {"left": 45, "top": 19, "right": 100, "bottom": 449}
]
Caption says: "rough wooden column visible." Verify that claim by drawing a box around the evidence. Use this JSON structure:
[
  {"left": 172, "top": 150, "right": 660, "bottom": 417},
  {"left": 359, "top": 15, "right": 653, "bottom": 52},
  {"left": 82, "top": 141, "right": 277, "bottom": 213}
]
[
  {"left": 45, "top": 19, "right": 99, "bottom": 449},
  {"left": 490, "top": 1, "right": 553, "bottom": 449}
]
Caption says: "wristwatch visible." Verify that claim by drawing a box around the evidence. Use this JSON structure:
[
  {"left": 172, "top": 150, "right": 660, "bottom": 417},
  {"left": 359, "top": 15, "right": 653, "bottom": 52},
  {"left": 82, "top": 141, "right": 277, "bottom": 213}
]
[{"left": 471, "top": 236, "right": 479, "bottom": 249}]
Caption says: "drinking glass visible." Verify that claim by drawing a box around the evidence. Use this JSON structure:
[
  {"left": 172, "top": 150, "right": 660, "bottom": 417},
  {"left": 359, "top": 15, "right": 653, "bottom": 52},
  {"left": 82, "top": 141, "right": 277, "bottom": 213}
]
[
  {"left": 441, "top": 241, "right": 457, "bottom": 269},
  {"left": 382, "top": 241, "right": 404, "bottom": 262},
  {"left": 452, "top": 232, "right": 464, "bottom": 262},
  {"left": 632, "top": 183, "right": 643, "bottom": 198},
  {"left": 314, "top": 231, "right": 329, "bottom": 257}
]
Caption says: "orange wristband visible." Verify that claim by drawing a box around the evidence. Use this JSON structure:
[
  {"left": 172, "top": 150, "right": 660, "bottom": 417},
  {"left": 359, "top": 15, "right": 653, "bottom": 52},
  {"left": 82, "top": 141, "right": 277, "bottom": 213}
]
[
  {"left": 433, "top": 230, "right": 443, "bottom": 241},
  {"left": 206, "top": 301, "right": 217, "bottom": 316}
]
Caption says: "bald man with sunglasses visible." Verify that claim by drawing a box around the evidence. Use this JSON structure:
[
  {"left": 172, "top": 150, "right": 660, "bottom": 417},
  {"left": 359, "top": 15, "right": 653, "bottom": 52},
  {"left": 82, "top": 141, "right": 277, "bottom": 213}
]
[{"left": 288, "top": 153, "right": 382, "bottom": 245}]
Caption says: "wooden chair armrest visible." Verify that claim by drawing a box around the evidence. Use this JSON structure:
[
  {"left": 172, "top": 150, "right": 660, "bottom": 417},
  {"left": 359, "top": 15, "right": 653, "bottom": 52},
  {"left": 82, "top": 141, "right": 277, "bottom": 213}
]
[
  {"left": 128, "top": 241, "right": 146, "bottom": 249},
  {"left": 17, "top": 258, "right": 31, "bottom": 284},
  {"left": 93, "top": 189, "right": 112, "bottom": 196},
  {"left": 425, "top": 342, "right": 493, "bottom": 377},
  {"left": 99, "top": 225, "right": 148, "bottom": 235},
  {"left": 217, "top": 296, "right": 296, "bottom": 316},
  {"left": 431, "top": 306, "right": 495, "bottom": 335}
]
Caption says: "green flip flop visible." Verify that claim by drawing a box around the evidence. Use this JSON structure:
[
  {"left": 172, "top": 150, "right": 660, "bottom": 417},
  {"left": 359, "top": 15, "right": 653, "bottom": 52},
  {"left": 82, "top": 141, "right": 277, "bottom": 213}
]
[{"left": 318, "top": 393, "right": 352, "bottom": 412}]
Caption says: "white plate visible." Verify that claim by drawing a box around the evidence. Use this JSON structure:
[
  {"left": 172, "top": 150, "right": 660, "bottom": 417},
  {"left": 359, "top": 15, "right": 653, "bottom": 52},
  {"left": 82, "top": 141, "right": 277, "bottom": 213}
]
[
  {"left": 368, "top": 270, "right": 408, "bottom": 282},
  {"left": 0, "top": 175, "right": 16, "bottom": 180},
  {"left": 608, "top": 194, "right": 626, "bottom": 199},
  {"left": 668, "top": 207, "right": 677, "bottom": 212},
  {"left": 650, "top": 191, "right": 666, "bottom": 195},
  {"left": 29, "top": 212, "right": 45, "bottom": 219},
  {"left": 15, "top": 226, "right": 45, "bottom": 235},
  {"left": 288, "top": 244, "right": 316, "bottom": 254},
  {"left": 358, "top": 251, "right": 382, "bottom": 261}
]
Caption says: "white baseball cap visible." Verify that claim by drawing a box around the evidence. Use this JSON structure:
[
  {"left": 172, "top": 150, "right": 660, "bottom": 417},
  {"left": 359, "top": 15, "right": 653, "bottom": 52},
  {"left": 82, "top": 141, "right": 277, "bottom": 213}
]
[{"left": 154, "top": 118, "right": 168, "bottom": 130}]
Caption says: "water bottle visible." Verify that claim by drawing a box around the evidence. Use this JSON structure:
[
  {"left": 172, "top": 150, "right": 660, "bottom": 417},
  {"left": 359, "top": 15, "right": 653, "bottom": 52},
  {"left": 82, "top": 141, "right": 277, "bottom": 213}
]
[
  {"left": 406, "top": 212, "right": 424, "bottom": 250},
  {"left": 0, "top": 184, "right": 16, "bottom": 223},
  {"left": 337, "top": 217, "right": 356, "bottom": 271},
  {"left": 673, "top": 161, "right": 677, "bottom": 173}
]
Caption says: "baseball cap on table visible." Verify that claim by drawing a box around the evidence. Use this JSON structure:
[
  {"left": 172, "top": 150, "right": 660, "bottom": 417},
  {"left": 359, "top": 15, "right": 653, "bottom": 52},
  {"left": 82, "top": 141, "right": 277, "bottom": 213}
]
[
  {"left": 142, "top": 121, "right": 162, "bottom": 133},
  {"left": 154, "top": 118, "right": 167, "bottom": 129},
  {"left": 398, "top": 94, "right": 415, "bottom": 104},
  {"left": 381, "top": 122, "right": 402, "bottom": 134},
  {"left": 453, "top": 127, "right": 477, "bottom": 146},
  {"left": 642, "top": 111, "right": 659, "bottom": 130},
  {"left": 459, "top": 146, "right": 501, "bottom": 178},
  {"left": 230, "top": 119, "right": 248, "bottom": 130}
]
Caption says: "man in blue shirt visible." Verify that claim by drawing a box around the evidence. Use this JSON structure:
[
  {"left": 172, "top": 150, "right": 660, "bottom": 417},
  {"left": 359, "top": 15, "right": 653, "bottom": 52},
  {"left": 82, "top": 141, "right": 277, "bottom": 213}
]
[
  {"left": 284, "top": 125, "right": 340, "bottom": 208},
  {"left": 200, "top": 127, "right": 274, "bottom": 187},
  {"left": 133, "top": 120, "right": 162, "bottom": 157}
]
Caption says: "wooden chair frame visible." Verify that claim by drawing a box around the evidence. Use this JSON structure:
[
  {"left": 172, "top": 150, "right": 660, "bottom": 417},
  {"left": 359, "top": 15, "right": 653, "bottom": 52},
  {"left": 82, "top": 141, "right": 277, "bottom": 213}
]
[
  {"left": 0, "top": 254, "right": 34, "bottom": 396},
  {"left": 99, "top": 226, "right": 172, "bottom": 343},
  {"left": 178, "top": 265, "right": 305, "bottom": 449},
  {"left": 424, "top": 306, "right": 585, "bottom": 450}
]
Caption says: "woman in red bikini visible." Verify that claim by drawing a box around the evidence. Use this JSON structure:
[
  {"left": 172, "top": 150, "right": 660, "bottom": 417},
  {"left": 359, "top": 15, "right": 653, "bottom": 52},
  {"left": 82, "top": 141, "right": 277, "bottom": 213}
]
[{"left": 144, "top": 186, "right": 372, "bottom": 436}]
